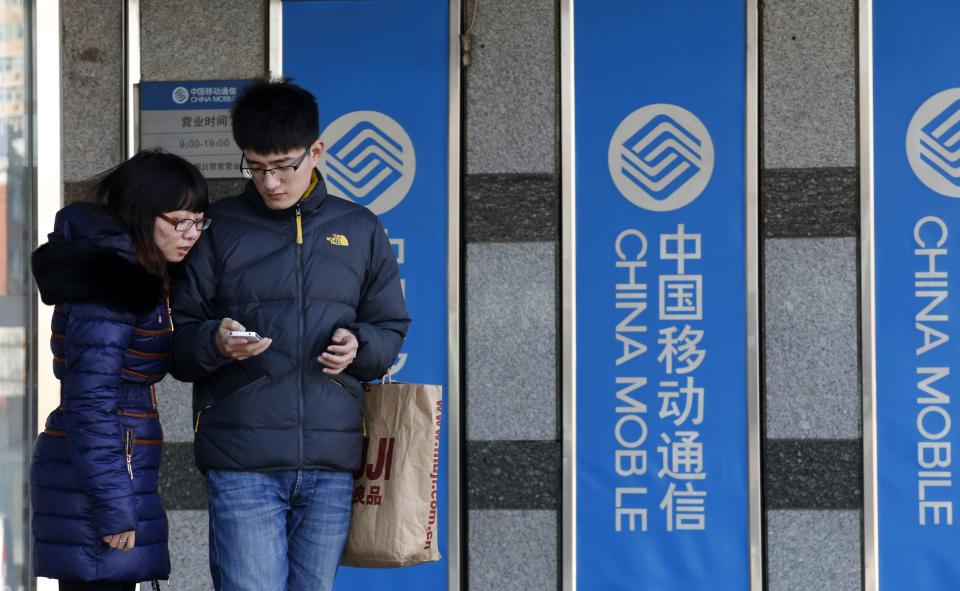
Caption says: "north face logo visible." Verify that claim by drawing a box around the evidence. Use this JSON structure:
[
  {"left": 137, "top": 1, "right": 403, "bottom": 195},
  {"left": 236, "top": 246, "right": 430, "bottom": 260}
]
[{"left": 326, "top": 234, "right": 349, "bottom": 247}]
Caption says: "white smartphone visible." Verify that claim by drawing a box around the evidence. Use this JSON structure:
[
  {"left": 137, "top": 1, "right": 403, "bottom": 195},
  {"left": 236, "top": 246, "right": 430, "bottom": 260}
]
[{"left": 229, "top": 330, "right": 262, "bottom": 343}]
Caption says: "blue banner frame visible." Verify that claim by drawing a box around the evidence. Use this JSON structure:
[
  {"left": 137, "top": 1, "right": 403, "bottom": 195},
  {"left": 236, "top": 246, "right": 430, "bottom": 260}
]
[
  {"left": 570, "top": 3, "right": 752, "bottom": 589},
  {"left": 283, "top": 1, "right": 453, "bottom": 589},
  {"left": 872, "top": 1, "right": 960, "bottom": 587}
]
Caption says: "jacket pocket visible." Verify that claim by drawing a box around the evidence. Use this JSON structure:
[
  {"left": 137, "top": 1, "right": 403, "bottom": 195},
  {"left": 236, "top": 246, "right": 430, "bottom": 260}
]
[
  {"left": 123, "top": 427, "right": 163, "bottom": 478},
  {"left": 195, "top": 374, "right": 269, "bottom": 432},
  {"left": 328, "top": 376, "right": 354, "bottom": 397},
  {"left": 118, "top": 409, "right": 160, "bottom": 420},
  {"left": 330, "top": 371, "right": 363, "bottom": 400}
]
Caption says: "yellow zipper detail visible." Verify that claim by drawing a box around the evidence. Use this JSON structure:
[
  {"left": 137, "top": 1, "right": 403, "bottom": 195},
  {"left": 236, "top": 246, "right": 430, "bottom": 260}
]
[
  {"left": 194, "top": 409, "right": 203, "bottom": 432},
  {"left": 361, "top": 414, "right": 367, "bottom": 438},
  {"left": 295, "top": 204, "right": 303, "bottom": 245},
  {"left": 293, "top": 169, "right": 319, "bottom": 246}
]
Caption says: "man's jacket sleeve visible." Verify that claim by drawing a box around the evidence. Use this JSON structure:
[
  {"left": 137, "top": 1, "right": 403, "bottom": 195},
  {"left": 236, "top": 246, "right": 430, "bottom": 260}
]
[
  {"left": 62, "top": 303, "right": 137, "bottom": 537},
  {"left": 170, "top": 233, "right": 230, "bottom": 382},
  {"left": 343, "top": 219, "right": 411, "bottom": 381}
]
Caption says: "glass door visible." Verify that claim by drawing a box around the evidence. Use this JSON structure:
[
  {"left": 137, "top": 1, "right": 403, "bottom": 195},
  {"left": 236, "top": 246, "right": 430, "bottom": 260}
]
[{"left": 0, "top": 1, "right": 34, "bottom": 590}]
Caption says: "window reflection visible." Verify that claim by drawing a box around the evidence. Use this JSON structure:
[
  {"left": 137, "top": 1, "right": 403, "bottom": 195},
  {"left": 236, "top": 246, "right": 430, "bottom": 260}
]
[{"left": 0, "top": 1, "right": 29, "bottom": 590}]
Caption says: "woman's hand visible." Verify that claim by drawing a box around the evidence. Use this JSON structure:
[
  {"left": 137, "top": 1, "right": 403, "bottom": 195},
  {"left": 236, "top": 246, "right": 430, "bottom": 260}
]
[{"left": 103, "top": 530, "right": 136, "bottom": 551}]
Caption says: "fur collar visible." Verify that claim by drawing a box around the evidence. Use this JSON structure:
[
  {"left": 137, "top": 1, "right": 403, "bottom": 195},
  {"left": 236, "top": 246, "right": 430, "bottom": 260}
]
[{"left": 32, "top": 241, "right": 163, "bottom": 315}]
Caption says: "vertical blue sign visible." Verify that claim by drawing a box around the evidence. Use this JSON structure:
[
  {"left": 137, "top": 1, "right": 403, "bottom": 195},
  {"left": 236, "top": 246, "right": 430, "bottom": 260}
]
[
  {"left": 573, "top": 2, "right": 749, "bottom": 589},
  {"left": 284, "top": 1, "right": 450, "bottom": 590},
  {"left": 873, "top": 1, "right": 960, "bottom": 587}
]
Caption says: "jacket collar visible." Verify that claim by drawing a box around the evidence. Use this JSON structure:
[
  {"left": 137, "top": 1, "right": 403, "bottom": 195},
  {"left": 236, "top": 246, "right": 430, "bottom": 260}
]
[
  {"left": 47, "top": 202, "right": 139, "bottom": 262},
  {"left": 242, "top": 169, "right": 330, "bottom": 220},
  {"left": 32, "top": 204, "right": 163, "bottom": 314}
]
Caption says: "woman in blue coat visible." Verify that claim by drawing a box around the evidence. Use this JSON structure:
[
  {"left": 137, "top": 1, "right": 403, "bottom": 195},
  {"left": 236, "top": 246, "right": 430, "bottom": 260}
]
[{"left": 29, "top": 150, "right": 210, "bottom": 591}]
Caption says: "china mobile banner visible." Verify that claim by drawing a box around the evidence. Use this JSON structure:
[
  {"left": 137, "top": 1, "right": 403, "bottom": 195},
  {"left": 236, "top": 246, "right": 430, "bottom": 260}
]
[
  {"left": 283, "top": 1, "right": 451, "bottom": 589},
  {"left": 871, "top": 1, "right": 960, "bottom": 587},
  {"left": 570, "top": 2, "right": 752, "bottom": 589}
]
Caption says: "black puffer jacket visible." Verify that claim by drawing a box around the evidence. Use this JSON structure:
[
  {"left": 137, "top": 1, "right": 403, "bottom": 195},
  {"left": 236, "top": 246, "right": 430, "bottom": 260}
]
[{"left": 170, "top": 175, "right": 409, "bottom": 473}]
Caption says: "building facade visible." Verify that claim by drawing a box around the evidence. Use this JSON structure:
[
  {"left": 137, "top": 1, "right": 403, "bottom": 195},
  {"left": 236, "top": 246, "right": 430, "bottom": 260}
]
[{"left": 1, "top": 1, "right": 866, "bottom": 590}]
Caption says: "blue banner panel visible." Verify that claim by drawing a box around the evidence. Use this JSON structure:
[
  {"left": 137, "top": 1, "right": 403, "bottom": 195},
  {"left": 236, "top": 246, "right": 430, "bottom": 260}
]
[
  {"left": 574, "top": 3, "right": 749, "bottom": 590},
  {"left": 874, "top": 1, "right": 960, "bottom": 587},
  {"left": 284, "top": 1, "right": 449, "bottom": 589}
]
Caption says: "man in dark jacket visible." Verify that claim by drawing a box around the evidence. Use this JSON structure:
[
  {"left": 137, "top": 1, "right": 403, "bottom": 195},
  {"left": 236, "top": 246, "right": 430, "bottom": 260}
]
[{"left": 170, "top": 80, "right": 410, "bottom": 591}]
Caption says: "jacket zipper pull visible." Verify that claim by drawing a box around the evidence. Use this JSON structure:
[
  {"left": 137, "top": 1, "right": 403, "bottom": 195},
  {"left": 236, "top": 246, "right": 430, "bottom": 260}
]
[
  {"left": 166, "top": 295, "right": 175, "bottom": 331},
  {"left": 295, "top": 204, "right": 303, "bottom": 245},
  {"left": 195, "top": 403, "right": 214, "bottom": 433},
  {"left": 361, "top": 414, "right": 367, "bottom": 438},
  {"left": 124, "top": 429, "right": 134, "bottom": 479}
]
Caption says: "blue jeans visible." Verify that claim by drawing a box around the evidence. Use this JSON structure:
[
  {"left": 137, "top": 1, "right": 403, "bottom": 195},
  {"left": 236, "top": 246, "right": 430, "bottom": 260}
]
[{"left": 206, "top": 469, "right": 353, "bottom": 591}]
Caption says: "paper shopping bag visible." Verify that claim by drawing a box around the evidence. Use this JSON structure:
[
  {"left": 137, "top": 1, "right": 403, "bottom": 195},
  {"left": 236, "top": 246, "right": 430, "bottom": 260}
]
[{"left": 340, "top": 382, "right": 443, "bottom": 568}]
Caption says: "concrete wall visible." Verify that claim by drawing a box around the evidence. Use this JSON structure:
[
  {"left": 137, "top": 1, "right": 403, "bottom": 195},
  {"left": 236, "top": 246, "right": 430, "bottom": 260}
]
[
  {"left": 761, "top": 1, "right": 861, "bottom": 589},
  {"left": 61, "top": 0, "right": 123, "bottom": 200},
  {"left": 57, "top": 1, "right": 864, "bottom": 589}
]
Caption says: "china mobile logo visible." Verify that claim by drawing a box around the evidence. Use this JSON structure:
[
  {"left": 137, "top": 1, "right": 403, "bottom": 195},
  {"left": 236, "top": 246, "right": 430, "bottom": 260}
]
[
  {"left": 907, "top": 88, "right": 960, "bottom": 197},
  {"left": 608, "top": 104, "right": 714, "bottom": 212},
  {"left": 321, "top": 111, "right": 416, "bottom": 215},
  {"left": 171, "top": 86, "right": 189, "bottom": 105}
]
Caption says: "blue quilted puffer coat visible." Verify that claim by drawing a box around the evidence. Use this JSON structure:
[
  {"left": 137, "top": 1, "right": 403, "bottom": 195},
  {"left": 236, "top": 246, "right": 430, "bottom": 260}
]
[
  {"left": 170, "top": 174, "right": 409, "bottom": 473},
  {"left": 30, "top": 203, "right": 171, "bottom": 583}
]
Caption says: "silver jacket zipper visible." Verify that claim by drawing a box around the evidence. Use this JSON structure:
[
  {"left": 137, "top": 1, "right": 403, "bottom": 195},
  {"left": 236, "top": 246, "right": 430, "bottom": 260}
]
[{"left": 124, "top": 429, "right": 134, "bottom": 479}]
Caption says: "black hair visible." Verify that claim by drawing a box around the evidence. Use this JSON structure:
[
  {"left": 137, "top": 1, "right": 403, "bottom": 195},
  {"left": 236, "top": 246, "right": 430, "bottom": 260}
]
[
  {"left": 231, "top": 78, "right": 319, "bottom": 155},
  {"left": 89, "top": 149, "right": 208, "bottom": 276}
]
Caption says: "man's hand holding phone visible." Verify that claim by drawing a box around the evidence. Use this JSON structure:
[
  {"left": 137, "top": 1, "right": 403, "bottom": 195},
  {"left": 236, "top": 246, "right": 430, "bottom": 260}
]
[{"left": 215, "top": 318, "right": 272, "bottom": 360}]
